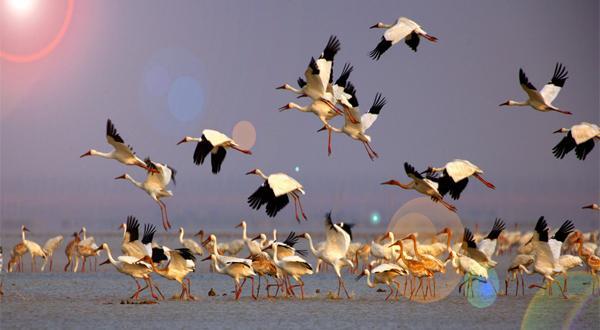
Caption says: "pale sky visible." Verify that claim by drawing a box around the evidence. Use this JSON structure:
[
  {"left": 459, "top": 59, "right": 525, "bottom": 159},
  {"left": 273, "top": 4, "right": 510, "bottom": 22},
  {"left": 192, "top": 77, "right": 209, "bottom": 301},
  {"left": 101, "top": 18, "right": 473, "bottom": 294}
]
[{"left": 1, "top": 0, "right": 598, "bottom": 233}]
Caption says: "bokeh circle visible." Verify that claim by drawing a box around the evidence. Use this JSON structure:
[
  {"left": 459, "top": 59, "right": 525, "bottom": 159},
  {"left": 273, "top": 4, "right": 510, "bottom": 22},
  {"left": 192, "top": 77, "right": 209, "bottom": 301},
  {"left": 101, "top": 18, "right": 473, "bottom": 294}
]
[{"left": 231, "top": 120, "right": 257, "bottom": 150}]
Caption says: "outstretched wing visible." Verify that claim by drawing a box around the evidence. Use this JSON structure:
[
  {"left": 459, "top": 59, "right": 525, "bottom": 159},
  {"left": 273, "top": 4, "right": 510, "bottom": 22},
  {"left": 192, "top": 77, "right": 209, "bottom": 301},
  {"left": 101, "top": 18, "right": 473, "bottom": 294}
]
[
  {"left": 404, "top": 162, "right": 423, "bottom": 181},
  {"left": 540, "top": 63, "right": 568, "bottom": 105},
  {"left": 210, "top": 147, "right": 227, "bottom": 174},
  {"left": 247, "top": 180, "right": 274, "bottom": 211},
  {"left": 404, "top": 31, "right": 420, "bottom": 52},
  {"left": 193, "top": 135, "right": 214, "bottom": 166},
  {"left": 361, "top": 93, "right": 387, "bottom": 131},
  {"left": 106, "top": 119, "right": 137, "bottom": 156},
  {"left": 552, "top": 132, "right": 577, "bottom": 159},
  {"left": 519, "top": 68, "right": 544, "bottom": 103}
]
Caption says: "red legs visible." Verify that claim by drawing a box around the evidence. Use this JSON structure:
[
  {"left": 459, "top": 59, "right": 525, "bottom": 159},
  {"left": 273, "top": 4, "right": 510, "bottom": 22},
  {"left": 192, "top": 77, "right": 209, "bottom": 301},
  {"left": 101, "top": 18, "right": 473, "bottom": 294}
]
[
  {"left": 438, "top": 199, "right": 457, "bottom": 213},
  {"left": 291, "top": 192, "right": 307, "bottom": 221},
  {"left": 385, "top": 284, "right": 394, "bottom": 301},
  {"left": 157, "top": 200, "right": 171, "bottom": 230},
  {"left": 288, "top": 278, "right": 306, "bottom": 299},
  {"left": 473, "top": 173, "right": 496, "bottom": 189},
  {"left": 361, "top": 141, "right": 376, "bottom": 161},
  {"left": 411, "top": 278, "right": 423, "bottom": 300},
  {"left": 131, "top": 279, "right": 149, "bottom": 300},
  {"left": 520, "top": 272, "right": 526, "bottom": 296},
  {"left": 147, "top": 278, "right": 160, "bottom": 300},
  {"left": 327, "top": 127, "right": 332, "bottom": 156},
  {"left": 291, "top": 193, "right": 300, "bottom": 222},
  {"left": 186, "top": 278, "right": 196, "bottom": 300},
  {"left": 365, "top": 141, "right": 379, "bottom": 159},
  {"left": 250, "top": 277, "right": 257, "bottom": 300},
  {"left": 231, "top": 145, "right": 252, "bottom": 155}
]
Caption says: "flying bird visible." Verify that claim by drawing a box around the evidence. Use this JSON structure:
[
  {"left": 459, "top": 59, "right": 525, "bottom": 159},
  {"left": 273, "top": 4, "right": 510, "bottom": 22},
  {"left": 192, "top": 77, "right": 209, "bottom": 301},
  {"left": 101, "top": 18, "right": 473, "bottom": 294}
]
[
  {"left": 552, "top": 122, "right": 599, "bottom": 160},
  {"left": 115, "top": 158, "right": 176, "bottom": 231},
  {"left": 369, "top": 17, "right": 438, "bottom": 60},
  {"left": 381, "top": 162, "right": 457, "bottom": 212},
  {"left": 422, "top": 159, "right": 495, "bottom": 200},
  {"left": 177, "top": 129, "right": 252, "bottom": 174},
  {"left": 500, "top": 63, "right": 571, "bottom": 115},
  {"left": 319, "top": 83, "right": 387, "bottom": 160},
  {"left": 246, "top": 168, "right": 307, "bottom": 222},
  {"left": 80, "top": 119, "right": 154, "bottom": 171}
]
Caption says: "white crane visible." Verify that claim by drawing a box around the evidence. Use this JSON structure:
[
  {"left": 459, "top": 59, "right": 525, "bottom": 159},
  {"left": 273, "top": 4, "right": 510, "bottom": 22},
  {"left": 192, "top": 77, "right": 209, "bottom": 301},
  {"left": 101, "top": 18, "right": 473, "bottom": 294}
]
[
  {"left": 77, "top": 226, "right": 100, "bottom": 272},
  {"left": 119, "top": 216, "right": 147, "bottom": 258},
  {"left": 279, "top": 63, "right": 355, "bottom": 156},
  {"left": 202, "top": 234, "right": 253, "bottom": 267},
  {"left": 116, "top": 158, "right": 176, "bottom": 230},
  {"left": 504, "top": 254, "right": 534, "bottom": 296},
  {"left": 207, "top": 254, "right": 256, "bottom": 300},
  {"left": 20, "top": 225, "right": 47, "bottom": 272},
  {"left": 177, "top": 129, "right": 252, "bottom": 174},
  {"left": 460, "top": 223, "right": 504, "bottom": 269},
  {"left": 369, "top": 16, "right": 437, "bottom": 60},
  {"left": 500, "top": 63, "right": 571, "bottom": 115},
  {"left": 236, "top": 221, "right": 262, "bottom": 256},
  {"left": 178, "top": 227, "right": 204, "bottom": 256},
  {"left": 80, "top": 119, "right": 153, "bottom": 171},
  {"left": 319, "top": 212, "right": 355, "bottom": 298},
  {"left": 356, "top": 263, "right": 408, "bottom": 300},
  {"left": 552, "top": 122, "right": 599, "bottom": 160},
  {"left": 42, "top": 235, "right": 63, "bottom": 272},
  {"left": 422, "top": 159, "right": 495, "bottom": 200},
  {"left": 143, "top": 247, "right": 197, "bottom": 300},
  {"left": 276, "top": 36, "right": 344, "bottom": 114},
  {"left": 381, "top": 162, "right": 457, "bottom": 212},
  {"left": 446, "top": 248, "right": 489, "bottom": 297},
  {"left": 520, "top": 217, "right": 574, "bottom": 298},
  {"left": 319, "top": 84, "right": 387, "bottom": 160},
  {"left": 246, "top": 168, "right": 307, "bottom": 221},
  {"left": 270, "top": 243, "right": 313, "bottom": 299},
  {"left": 97, "top": 243, "right": 161, "bottom": 300}
]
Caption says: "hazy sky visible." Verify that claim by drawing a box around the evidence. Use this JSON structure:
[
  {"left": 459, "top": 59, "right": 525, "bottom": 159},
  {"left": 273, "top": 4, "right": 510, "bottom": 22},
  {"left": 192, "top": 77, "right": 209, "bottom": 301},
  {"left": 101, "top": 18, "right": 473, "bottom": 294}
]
[{"left": 1, "top": 0, "right": 598, "bottom": 233}]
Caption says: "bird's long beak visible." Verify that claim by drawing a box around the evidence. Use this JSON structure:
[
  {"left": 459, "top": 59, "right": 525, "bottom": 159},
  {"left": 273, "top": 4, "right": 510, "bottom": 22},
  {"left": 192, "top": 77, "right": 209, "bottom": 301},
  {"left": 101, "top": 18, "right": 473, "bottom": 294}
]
[
  {"left": 201, "top": 237, "right": 210, "bottom": 246},
  {"left": 201, "top": 255, "right": 211, "bottom": 261},
  {"left": 176, "top": 137, "right": 187, "bottom": 145},
  {"left": 278, "top": 105, "right": 290, "bottom": 112},
  {"left": 381, "top": 180, "right": 395, "bottom": 185},
  {"left": 23, "top": 227, "right": 30, "bottom": 232},
  {"left": 369, "top": 23, "right": 379, "bottom": 29},
  {"left": 275, "top": 84, "right": 286, "bottom": 90},
  {"left": 251, "top": 234, "right": 261, "bottom": 241},
  {"left": 194, "top": 230, "right": 204, "bottom": 237},
  {"left": 80, "top": 150, "right": 92, "bottom": 158},
  {"left": 114, "top": 174, "right": 127, "bottom": 180},
  {"left": 235, "top": 222, "right": 243, "bottom": 228},
  {"left": 552, "top": 129, "right": 563, "bottom": 134},
  {"left": 245, "top": 170, "right": 255, "bottom": 175},
  {"left": 99, "top": 259, "right": 110, "bottom": 266},
  {"left": 317, "top": 126, "right": 327, "bottom": 133},
  {"left": 582, "top": 204, "right": 594, "bottom": 209},
  {"left": 499, "top": 101, "right": 509, "bottom": 106},
  {"left": 296, "top": 94, "right": 308, "bottom": 99}
]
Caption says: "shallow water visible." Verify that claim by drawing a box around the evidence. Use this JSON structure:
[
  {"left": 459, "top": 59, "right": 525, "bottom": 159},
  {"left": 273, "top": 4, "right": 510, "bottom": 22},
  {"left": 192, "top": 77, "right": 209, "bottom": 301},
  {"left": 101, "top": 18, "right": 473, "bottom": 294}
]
[{"left": 1, "top": 233, "right": 599, "bottom": 329}]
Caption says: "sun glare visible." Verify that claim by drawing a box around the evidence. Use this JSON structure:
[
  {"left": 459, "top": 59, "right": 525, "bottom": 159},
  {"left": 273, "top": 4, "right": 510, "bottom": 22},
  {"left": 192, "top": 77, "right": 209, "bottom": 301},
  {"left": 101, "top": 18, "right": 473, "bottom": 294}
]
[{"left": 6, "top": 0, "right": 38, "bottom": 14}]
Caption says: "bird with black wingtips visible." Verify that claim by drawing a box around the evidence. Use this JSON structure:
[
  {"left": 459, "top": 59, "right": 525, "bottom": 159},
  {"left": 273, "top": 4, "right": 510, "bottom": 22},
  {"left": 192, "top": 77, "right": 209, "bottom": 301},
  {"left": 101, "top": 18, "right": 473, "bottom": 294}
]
[
  {"left": 141, "top": 246, "right": 197, "bottom": 301},
  {"left": 519, "top": 217, "right": 573, "bottom": 298},
  {"left": 322, "top": 211, "right": 355, "bottom": 298},
  {"left": 177, "top": 129, "right": 252, "bottom": 174},
  {"left": 246, "top": 168, "right": 307, "bottom": 222},
  {"left": 552, "top": 122, "right": 599, "bottom": 160},
  {"left": 80, "top": 119, "right": 156, "bottom": 172},
  {"left": 115, "top": 158, "right": 176, "bottom": 231},
  {"left": 381, "top": 162, "right": 457, "bottom": 212},
  {"left": 421, "top": 159, "right": 495, "bottom": 200},
  {"left": 318, "top": 82, "right": 387, "bottom": 159},
  {"left": 500, "top": 63, "right": 571, "bottom": 115},
  {"left": 369, "top": 16, "right": 437, "bottom": 60}
]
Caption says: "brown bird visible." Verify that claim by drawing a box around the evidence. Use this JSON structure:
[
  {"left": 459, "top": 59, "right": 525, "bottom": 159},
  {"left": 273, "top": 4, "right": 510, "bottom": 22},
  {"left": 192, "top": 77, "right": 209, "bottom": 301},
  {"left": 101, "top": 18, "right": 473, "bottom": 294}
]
[{"left": 64, "top": 232, "right": 81, "bottom": 272}]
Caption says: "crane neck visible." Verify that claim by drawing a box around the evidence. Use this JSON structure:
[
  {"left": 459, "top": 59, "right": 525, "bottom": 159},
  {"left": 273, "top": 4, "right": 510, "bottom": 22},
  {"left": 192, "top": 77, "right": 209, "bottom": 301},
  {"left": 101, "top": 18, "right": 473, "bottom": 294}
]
[
  {"left": 179, "top": 229, "right": 185, "bottom": 243},
  {"left": 271, "top": 245, "right": 279, "bottom": 264},
  {"left": 241, "top": 224, "right": 248, "bottom": 241},
  {"left": 211, "top": 257, "right": 223, "bottom": 274},
  {"left": 21, "top": 229, "right": 26, "bottom": 242},
  {"left": 103, "top": 245, "right": 117, "bottom": 265},
  {"left": 125, "top": 175, "right": 144, "bottom": 190},
  {"left": 91, "top": 149, "right": 114, "bottom": 159},
  {"left": 304, "top": 234, "right": 320, "bottom": 256},
  {"left": 364, "top": 271, "right": 375, "bottom": 288}
]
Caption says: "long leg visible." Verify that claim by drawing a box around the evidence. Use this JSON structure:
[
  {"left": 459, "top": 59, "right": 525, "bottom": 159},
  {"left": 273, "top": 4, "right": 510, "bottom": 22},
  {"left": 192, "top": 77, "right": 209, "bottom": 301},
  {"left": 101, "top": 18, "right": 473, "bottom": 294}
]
[
  {"left": 158, "top": 200, "right": 172, "bottom": 230},
  {"left": 251, "top": 277, "right": 257, "bottom": 300},
  {"left": 327, "top": 127, "right": 332, "bottom": 156},
  {"left": 290, "top": 193, "right": 300, "bottom": 222},
  {"left": 365, "top": 141, "right": 379, "bottom": 159},
  {"left": 473, "top": 173, "right": 495, "bottom": 189},
  {"left": 186, "top": 278, "right": 195, "bottom": 300},
  {"left": 292, "top": 192, "right": 307, "bottom": 220},
  {"left": 147, "top": 278, "right": 160, "bottom": 300},
  {"left": 361, "top": 141, "right": 375, "bottom": 161},
  {"left": 340, "top": 277, "right": 351, "bottom": 299}
]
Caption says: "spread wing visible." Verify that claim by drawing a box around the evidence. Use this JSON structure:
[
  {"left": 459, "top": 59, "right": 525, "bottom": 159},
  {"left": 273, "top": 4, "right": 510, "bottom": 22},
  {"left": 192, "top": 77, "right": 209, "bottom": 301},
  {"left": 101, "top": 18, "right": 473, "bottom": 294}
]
[
  {"left": 552, "top": 132, "right": 577, "bottom": 159},
  {"left": 106, "top": 119, "right": 137, "bottom": 156},
  {"left": 519, "top": 69, "right": 545, "bottom": 104},
  {"left": 404, "top": 162, "right": 423, "bottom": 181},
  {"left": 361, "top": 93, "right": 386, "bottom": 131},
  {"left": 268, "top": 173, "right": 303, "bottom": 197},
  {"left": 193, "top": 135, "right": 214, "bottom": 165},
  {"left": 540, "top": 63, "right": 568, "bottom": 105},
  {"left": 202, "top": 129, "right": 232, "bottom": 147}
]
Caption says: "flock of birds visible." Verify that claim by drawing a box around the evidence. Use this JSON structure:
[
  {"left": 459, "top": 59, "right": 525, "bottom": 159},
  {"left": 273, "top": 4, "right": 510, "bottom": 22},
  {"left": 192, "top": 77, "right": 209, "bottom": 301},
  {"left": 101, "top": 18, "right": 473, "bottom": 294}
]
[
  {"left": 2, "top": 214, "right": 600, "bottom": 301},
  {"left": 1, "top": 16, "right": 599, "bottom": 302}
]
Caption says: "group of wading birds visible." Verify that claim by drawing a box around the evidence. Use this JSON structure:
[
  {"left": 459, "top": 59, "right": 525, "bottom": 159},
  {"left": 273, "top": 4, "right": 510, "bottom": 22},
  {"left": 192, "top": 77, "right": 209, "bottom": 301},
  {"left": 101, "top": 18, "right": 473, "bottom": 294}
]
[
  {"left": 2, "top": 214, "right": 600, "bottom": 302},
  {"left": 2, "top": 16, "right": 600, "bottom": 301}
]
